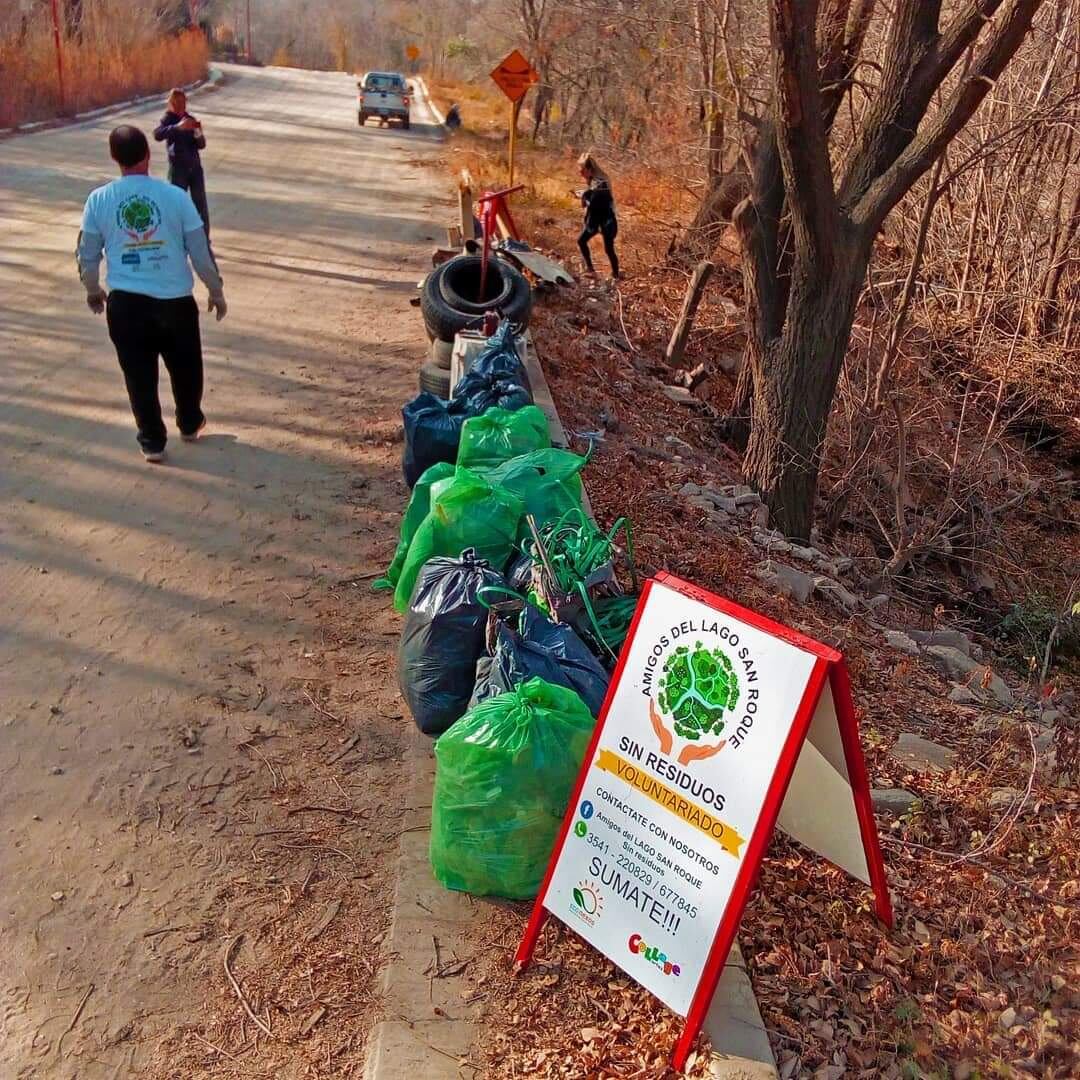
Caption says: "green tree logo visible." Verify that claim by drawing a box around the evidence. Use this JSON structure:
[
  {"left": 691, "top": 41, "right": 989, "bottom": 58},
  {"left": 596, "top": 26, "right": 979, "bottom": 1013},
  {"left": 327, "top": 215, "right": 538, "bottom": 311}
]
[
  {"left": 657, "top": 643, "right": 739, "bottom": 741},
  {"left": 117, "top": 195, "right": 160, "bottom": 237}
]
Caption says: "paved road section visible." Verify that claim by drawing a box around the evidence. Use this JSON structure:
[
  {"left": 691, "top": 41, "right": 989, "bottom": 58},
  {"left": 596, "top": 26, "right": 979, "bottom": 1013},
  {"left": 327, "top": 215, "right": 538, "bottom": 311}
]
[{"left": 0, "top": 65, "right": 448, "bottom": 1077}]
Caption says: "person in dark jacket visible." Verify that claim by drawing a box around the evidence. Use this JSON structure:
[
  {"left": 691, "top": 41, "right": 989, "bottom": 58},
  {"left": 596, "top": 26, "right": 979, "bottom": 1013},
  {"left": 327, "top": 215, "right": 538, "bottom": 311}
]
[
  {"left": 576, "top": 152, "right": 620, "bottom": 279},
  {"left": 153, "top": 88, "right": 211, "bottom": 236}
]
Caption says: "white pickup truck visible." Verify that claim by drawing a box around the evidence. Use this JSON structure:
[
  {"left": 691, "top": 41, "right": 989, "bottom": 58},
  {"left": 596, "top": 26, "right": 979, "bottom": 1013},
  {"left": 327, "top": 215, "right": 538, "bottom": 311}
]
[{"left": 357, "top": 71, "right": 411, "bottom": 129}]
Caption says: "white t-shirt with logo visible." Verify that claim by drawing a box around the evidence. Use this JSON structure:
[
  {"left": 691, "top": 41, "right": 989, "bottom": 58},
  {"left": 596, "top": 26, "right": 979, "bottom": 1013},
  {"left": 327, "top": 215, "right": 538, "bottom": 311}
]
[{"left": 80, "top": 175, "right": 204, "bottom": 300}]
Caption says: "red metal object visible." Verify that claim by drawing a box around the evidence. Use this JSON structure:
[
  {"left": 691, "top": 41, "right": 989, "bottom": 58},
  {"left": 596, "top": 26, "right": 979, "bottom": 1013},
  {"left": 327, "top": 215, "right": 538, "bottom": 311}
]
[
  {"left": 475, "top": 184, "right": 524, "bottom": 297},
  {"left": 669, "top": 654, "right": 832, "bottom": 1071},
  {"left": 48, "top": 0, "right": 66, "bottom": 115}
]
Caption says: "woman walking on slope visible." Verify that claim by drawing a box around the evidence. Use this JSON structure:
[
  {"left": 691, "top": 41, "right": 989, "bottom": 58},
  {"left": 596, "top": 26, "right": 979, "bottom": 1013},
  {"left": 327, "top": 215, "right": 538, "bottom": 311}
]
[{"left": 576, "top": 152, "right": 620, "bottom": 280}]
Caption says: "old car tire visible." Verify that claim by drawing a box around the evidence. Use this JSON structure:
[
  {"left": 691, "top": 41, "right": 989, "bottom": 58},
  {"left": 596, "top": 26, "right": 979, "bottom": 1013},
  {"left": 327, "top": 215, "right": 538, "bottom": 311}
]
[
  {"left": 418, "top": 361, "right": 451, "bottom": 398},
  {"left": 493, "top": 260, "right": 532, "bottom": 329},
  {"left": 420, "top": 264, "right": 482, "bottom": 343},
  {"left": 438, "top": 255, "right": 513, "bottom": 315},
  {"left": 431, "top": 337, "right": 454, "bottom": 369},
  {"left": 421, "top": 258, "right": 532, "bottom": 342}
]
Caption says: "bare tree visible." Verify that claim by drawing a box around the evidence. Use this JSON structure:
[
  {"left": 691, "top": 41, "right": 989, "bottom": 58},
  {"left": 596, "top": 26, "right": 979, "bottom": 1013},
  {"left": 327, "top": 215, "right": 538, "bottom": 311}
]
[{"left": 726, "top": 0, "right": 1046, "bottom": 539}]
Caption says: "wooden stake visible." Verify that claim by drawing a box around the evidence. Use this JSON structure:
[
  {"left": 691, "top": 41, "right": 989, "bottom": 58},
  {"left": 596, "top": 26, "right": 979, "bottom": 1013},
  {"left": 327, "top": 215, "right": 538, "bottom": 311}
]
[
  {"left": 458, "top": 169, "right": 474, "bottom": 241},
  {"left": 48, "top": 0, "right": 66, "bottom": 115},
  {"left": 508, "top": 99, "right": 519, "bottom": 186},
  {"left": 665, "top": 260, "right": 715, "bottom": 366}
]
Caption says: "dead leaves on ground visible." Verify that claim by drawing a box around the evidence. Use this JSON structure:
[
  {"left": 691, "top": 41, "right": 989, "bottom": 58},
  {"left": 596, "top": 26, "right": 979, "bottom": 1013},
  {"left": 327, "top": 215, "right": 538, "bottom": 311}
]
[{"left": 463, "top": 200, "right": 1078, "bottom": 1079}]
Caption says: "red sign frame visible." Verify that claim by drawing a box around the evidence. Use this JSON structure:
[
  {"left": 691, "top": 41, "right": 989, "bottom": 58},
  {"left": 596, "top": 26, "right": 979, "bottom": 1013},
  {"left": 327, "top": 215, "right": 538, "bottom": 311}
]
[{"left": 515, "top": 572, "right": 892, "bottom": 1071}]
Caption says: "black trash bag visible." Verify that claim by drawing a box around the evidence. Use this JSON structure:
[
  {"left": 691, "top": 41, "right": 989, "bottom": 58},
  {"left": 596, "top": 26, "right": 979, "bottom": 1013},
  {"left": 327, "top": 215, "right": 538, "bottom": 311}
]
[
  {"left": 472, "top": 322, "right": 531, "bottom": 392},
  {"left": 453, "top": 371, "right": 532, "bottom": 415},
  {"left": 454, "top": 321, "right": 532, "bottom": 397},
  {"left": 401, "top": 391, "right": 468, "bottom": 488},
  {"left": 471, "top": 603, "right": 610, "bottom": 717},
  {"left": 398, "top": 550, "right": 506, "bottom": 736}
]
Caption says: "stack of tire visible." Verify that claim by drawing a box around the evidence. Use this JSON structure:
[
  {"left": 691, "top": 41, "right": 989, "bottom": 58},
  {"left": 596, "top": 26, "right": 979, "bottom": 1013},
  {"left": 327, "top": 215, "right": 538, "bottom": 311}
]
[{"left": 420, "top": 255, "right": 532, "bottom": 398}]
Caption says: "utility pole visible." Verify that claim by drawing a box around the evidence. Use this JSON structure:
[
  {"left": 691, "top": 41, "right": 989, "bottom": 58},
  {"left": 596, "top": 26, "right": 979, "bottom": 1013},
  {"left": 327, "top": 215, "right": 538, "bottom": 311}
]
[
  {"left": 245, "top": 0, "right": 252, "bottom": 62},
  {"left": 48, "top": 0, "right": 66, "bottom": 115}
]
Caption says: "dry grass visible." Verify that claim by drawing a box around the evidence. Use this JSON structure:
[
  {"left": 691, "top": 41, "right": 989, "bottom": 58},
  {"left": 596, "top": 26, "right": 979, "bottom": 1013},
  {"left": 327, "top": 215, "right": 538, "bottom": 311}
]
[
  {"left": 0, "top": 24, "right": 208, "bottom": 128},
  {"left": 425, "top": 75, "right": 689, "bottom": 245}
]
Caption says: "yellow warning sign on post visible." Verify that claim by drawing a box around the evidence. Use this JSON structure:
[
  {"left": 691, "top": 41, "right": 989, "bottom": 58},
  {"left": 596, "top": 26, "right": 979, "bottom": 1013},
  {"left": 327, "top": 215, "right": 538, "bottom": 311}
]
[
  {"left": 490, "top": 48, "right": 538, "bottom": 103},
  {"left": 490, "top": 49, "right": 537, "bottom": 186}
]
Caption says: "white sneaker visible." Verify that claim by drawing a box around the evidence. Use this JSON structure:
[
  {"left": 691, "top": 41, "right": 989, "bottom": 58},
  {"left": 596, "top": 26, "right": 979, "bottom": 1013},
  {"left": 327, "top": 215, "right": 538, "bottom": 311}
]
[
  {"left": 142, "top": 449, "right": 166, "bottom": 464},
  {"left": 181, "top": 419, "right": 207, "bottom": 443}
]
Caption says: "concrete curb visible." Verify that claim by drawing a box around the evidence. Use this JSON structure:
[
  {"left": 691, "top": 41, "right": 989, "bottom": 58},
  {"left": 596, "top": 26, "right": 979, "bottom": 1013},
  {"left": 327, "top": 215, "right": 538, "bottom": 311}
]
[
  {"left": 367, "top": 331, "right": 777, "bottom": 1079},
  {"left": 363, "top": 737, "right": 480, "bottom": 1080},
  {"left": 1, "top": 66, "right": 225, "bottom": 140},
  {"left": 411, "top": 76, "right": 446, "bottom": 127}
]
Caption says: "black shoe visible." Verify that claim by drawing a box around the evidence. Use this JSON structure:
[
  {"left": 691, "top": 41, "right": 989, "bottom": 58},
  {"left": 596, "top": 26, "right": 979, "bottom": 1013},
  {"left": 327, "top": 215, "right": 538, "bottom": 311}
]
[{"left": 181, "top": 419, "right": 207, "bottom": 443}]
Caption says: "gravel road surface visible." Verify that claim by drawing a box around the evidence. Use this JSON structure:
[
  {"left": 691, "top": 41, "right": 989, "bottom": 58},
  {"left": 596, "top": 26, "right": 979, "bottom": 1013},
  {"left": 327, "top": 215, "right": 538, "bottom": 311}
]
[{"left": 0, "top": 63, "right": 448, "bottom": 1077}]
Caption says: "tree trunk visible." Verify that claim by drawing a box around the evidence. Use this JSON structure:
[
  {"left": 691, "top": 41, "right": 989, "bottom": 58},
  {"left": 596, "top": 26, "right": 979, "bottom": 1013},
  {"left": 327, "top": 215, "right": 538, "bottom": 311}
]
[
  {"left": 743, "top": 258, "right": 865, "bottom": 540},
  {"left": 720, "top": 356, "right": 753, "bottom": 451},
  {"left": 668, "top": 169, "right": 748, "bottom": 263},
  {"left": 706, "top": 106, "right": 724, "bottom": 181},
  {"left": 721, "top": 128, "right": 785, "bottom": 454}
]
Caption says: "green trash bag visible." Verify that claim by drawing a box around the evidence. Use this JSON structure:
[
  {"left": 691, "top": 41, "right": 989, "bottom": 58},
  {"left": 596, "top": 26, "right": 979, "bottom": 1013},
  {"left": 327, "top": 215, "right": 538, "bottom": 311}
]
[
  {"left": 430, "top": 676, "right": 595, "bottom": 899},
  {"left": 456, "top": 405, "right": 551, "bottom": 472},
  {"left": 374, "top": 461, "right": 457, "bottom": 592},
  {"left": 486, "top": 449, "right": 586, "bottom": 539},
  {"left": 394, "top": 468, "right": 524, "bottom": 612}
]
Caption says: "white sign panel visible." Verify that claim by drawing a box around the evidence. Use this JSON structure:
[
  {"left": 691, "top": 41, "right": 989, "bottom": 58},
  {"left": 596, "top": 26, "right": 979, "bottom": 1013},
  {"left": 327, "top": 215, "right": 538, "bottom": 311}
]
[{"left": 541, "top": 579, "right": 818, "bottom": 1016}]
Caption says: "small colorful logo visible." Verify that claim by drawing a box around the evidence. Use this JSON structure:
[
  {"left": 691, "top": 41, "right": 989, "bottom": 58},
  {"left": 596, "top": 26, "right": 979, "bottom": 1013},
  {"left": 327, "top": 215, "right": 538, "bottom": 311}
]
[
  {"left": 569, "top": 880, "right": 603, "bottom": 927},
  {"left": 574, "top": 820, "right": 588, "bottom": 838},
  {"left": 649, "top": 641, "right": 739, "bottom": 766},
  {"left": 628, "top": 933, "right": 681, "bottom": 976},
  {"left": 579, "top": 800, "right": 594, "bottom": 819},
  {"left": 117, "top": 194, "right": 161, "bottom": 243}
]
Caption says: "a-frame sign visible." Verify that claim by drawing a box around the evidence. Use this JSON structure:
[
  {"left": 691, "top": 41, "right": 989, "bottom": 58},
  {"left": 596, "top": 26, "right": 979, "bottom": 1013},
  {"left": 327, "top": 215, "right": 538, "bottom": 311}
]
[{"left": 516, "top": 572, "right": 892, "bottom": 1072}]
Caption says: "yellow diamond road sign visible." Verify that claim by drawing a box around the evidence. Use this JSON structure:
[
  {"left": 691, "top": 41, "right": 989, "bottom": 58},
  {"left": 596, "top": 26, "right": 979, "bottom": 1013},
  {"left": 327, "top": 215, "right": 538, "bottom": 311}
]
[{"left": 490, "top": 49, "right": 538, "bottom": 103}]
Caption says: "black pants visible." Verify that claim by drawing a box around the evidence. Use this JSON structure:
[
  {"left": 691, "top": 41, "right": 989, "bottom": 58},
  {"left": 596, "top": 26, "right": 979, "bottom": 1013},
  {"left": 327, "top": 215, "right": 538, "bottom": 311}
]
[
  {"left": 106, "top": 291, "right": 204, "bottom": 454},
  {"left": 579, "top": 219, "right": 619, "bottom": 276},
  {"left": 169, "top": 165, "right": 210, "bottom": 237}
]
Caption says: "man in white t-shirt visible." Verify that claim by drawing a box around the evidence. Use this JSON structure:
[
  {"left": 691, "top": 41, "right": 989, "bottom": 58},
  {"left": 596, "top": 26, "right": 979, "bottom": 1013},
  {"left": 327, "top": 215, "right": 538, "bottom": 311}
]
[{"left": 77, "top": 124, "right": 228, "bottom": 463}]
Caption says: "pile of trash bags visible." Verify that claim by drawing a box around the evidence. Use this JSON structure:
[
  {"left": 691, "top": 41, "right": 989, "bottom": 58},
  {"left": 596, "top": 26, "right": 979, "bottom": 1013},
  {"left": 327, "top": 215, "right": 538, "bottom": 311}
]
[
  {"left": 380, "top": 321, "right": 641, "bottom": 899},
  {"left": 392, "top": 467, "right": 523, "bottom": 612},
  {"left": 400, "top": 322, "right": 534, "bottom": 487}
]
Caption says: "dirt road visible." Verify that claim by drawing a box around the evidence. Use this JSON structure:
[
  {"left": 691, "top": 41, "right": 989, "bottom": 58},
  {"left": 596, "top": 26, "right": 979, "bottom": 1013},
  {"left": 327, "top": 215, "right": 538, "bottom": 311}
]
[{"left": 0, "top": 65, "right": 448, "bottom": 1077}]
